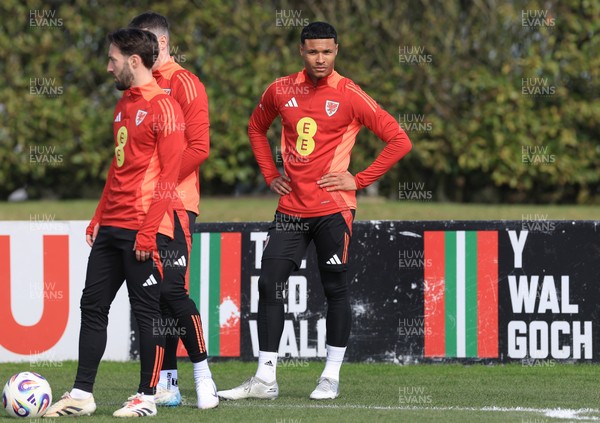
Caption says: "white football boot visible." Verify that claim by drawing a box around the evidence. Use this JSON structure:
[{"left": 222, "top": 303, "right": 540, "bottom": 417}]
[
  {"left": 217, "top": 377, "right": 279, "bottom": 400},
  {"left": 113, "top": 393, "right": 157, "bottom": 417},
  {"left": 153, "top": 385, "right": 182, "bottom": 407},
  {"left": 196, "top": 377, "right": 219, "bottom": 409},
  {"left": 44, "top": 392, "right": 97, "bottom": 417},
  {"left": 309, "top": 377, "right": 339, "bottom": 400}
]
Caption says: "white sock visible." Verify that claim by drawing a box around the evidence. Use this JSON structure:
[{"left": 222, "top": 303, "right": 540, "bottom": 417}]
[
  {"left": 70, "top": 388, "right": 92, "bottom": 400},
  {"left": 193, "top": 359, "right": 212, "bottom": 381},
  {"left": 141, "top": 394, "right": 154, "bottom": 403},
  {"left": 255, "top": 350, "right": 278, "bottom": 383},
  {"left": 159, "top": 369, "right": 178, "bottom": 391},
  {"left": 320, "top": 344, "right": 346, "bottom": 381}
]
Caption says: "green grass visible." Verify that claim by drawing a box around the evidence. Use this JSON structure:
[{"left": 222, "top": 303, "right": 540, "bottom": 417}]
[
  {"left": 0, "top": 197, "right": 598, "bottom": 221},
  {"left": 1, "top": 361, "right": 600, "bottom": 422}
]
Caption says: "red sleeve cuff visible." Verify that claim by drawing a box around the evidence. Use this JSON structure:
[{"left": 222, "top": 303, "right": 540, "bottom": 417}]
[
  {"left": 135, "top": 232, "right": 156, "bottom": 252},
  {"left": 354, "top": 175, "right": 364, "bottom": 190},
  {"left": 86, "top": 219, "right": 98, "bottom": 236}
]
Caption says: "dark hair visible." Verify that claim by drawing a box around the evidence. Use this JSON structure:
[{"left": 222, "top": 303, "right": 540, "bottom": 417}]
[
  {"left": 107, "top": 28, "right": 158, "bottom": 69},
  {"left": 300, "top": 22, "right": 337, "bottom": 44},
  {"left": 129, "top": 11, "right": 169, "bottom": 34}
]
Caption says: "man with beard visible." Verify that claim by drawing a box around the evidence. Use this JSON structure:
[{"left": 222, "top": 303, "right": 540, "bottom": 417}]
[{"left": 45, "top": 28, "right": 185, "bottom": 418}]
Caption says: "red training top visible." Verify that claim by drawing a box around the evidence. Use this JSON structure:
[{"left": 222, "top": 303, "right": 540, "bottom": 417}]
[
  {"left": 153, "top": 59, "right": 210, "bottom": 216},
  {"left": 87, "top": 79, "right": 185, "bottom": 251},
  {"left": 248, "top": 69, "right": 412, "bottom": 218}
]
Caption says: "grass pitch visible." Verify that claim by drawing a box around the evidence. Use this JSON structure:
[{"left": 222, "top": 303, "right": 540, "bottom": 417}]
[
  {"left": 0, "top": 197, "right": 598, "bottom": 221},
  {"left": 1, "top": 361, "right": 600, "bottom": 422},
  {"left": 1, "top": 200, "right": 598, "bottom": 422}
]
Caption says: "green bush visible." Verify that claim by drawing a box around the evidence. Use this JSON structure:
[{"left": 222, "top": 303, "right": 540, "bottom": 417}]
[{"left": 1, "top": 0, "right": 598, "bottom": 203}]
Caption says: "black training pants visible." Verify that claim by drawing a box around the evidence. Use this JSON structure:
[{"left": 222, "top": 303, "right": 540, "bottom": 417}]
[{"left": 74, "top": 225, "right": 165, "bottom": 395}]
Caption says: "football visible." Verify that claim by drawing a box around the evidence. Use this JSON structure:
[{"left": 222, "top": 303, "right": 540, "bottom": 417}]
[{"left": 2, "top": 372, "right": 52, "bottom": 418}]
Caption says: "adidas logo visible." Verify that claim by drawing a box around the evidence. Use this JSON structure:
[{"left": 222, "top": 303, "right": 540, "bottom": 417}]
[
  {"left": 142, "top": 274, "right": 158, "bottom": 287},
  {"left": 114, "top": 111, "right": 122, "bottom": 122},
  {"left": 264, "top": 360, "right": 274, "bottom": 367},
  {"left": 284, "top": 97, "right": 298, "bottom": 108},
  {"left": 174, "top": 255, "right": 187, "bottom": 267},
  {"left": 326, "top": 254, "right": 342, "bottom": 265},
  {"left": 27, "top": 393, "right": 36, "bottom": 405}
]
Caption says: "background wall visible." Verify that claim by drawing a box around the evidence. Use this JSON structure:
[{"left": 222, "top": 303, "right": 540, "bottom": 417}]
[{"left": 3, "top": 220, "right": 598, "bottom": 363}]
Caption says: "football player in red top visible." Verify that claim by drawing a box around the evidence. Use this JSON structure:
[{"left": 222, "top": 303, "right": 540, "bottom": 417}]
[
  {"left": 45, "top": 28, "right": 185, "bottom": 418},
  {"left": 218, "top": 22, "right": 411, "bottom": 401},
  {"left": 129, "top": 12, "right": 216, "bottom": 410}
]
